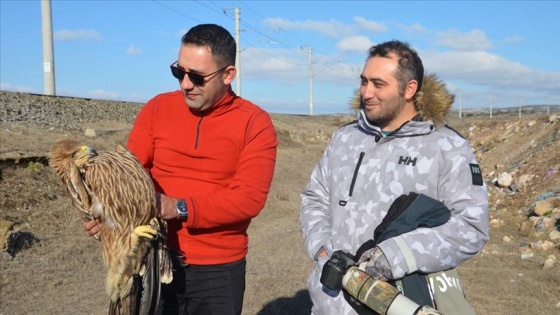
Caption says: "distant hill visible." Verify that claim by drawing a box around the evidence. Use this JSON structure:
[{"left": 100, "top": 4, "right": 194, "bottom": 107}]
[{"left": 450, "top": 104, "right": 560, "bottom": 118}]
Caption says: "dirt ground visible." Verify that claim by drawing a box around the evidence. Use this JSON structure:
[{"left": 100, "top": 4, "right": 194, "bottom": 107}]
[{"left": 1, "top": 92, "right": 559, "bottom": 314}]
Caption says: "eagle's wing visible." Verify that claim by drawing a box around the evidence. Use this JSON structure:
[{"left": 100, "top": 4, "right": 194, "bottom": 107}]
[
  {"left": 67, "top": 162, "right": 94, "bottom": 221},
  {"left": 49, "top": 139, "right": 95, "bottom": 221},
  {"left": 81, "top": 149, "right": 155, "bottom": 230}
]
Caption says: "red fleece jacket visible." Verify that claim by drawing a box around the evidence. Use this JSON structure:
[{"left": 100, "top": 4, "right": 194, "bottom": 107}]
[{"left": 127, "top": 89, "right": 278, "bottom": 265}]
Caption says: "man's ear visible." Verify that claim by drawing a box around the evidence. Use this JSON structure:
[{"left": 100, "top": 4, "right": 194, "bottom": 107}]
[
  {"left": 222, "top": 65, "right": 236, "bottom": 85},
  {"left": 405, "top": 80, "right": 418, "bottom": 100}
]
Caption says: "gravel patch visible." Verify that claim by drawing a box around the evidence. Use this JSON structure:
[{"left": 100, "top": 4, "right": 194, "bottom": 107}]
[{"left": 1, "top": 91, "right": 143, "bottom": 130}]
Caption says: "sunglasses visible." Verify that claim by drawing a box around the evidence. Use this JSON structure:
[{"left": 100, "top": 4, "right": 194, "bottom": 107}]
[{"left": 170, "top": 61, "right": 228, "bottom": 86}]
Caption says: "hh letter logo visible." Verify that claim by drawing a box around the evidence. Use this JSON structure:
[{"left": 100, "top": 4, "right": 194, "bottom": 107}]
[{"left": 398, "top": 156, "right": 417, "bottom": 166}]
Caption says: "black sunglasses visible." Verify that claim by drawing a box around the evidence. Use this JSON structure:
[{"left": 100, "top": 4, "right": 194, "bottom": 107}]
[{"left": 170, "top": 62, "right": 228, "bottom": 86}]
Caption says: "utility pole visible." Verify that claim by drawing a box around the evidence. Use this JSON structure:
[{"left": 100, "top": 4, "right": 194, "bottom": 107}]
[
  {"left": 547, "top": 96, "right": 550, "bottom": 115},
  {"left": 489, "top": 94, "right": 493, "bottom": 119},
  {"left": 518, "top": 95, "right": 522, "bottom": 119},
  {"left": 41, "top": 0, "right": 56, "bottom": 95},
  {"left": 458, "top": 89, "right": 462, "bottom": 119},
  {"left": 234, "top": 7, "right": 241, "bottom": 96},
  {"left": 303, "top": 45, "right": 314, "bottom": 115}
]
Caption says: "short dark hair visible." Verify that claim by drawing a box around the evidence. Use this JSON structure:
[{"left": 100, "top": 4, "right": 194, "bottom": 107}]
[
  {"left": 181, "top": 24, "right": 236, "bottom": 67},
  {"left": 367, "top": 40, "right": 424, "bottom": 95}
]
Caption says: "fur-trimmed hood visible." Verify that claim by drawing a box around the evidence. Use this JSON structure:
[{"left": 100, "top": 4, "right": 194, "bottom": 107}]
[
  {"left": 414, "top": 73, "right": 454, "bottom": 126},
  {"left": 350, "top": 73, "right": 454, "bottom": 126}
]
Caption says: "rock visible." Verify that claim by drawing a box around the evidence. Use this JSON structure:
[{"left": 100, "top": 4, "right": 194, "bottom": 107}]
[
  {"left": 489, "top": 218, "right": 504, "bottom": 227},
  {"left": 543, "top": 255, "right": 557, "bottom": 270},
  {"left": 519, "top": 221, "right": 535, "bottom": 236},
  {"left": 543, "top": 217, "right": 557, "bottom": 229},
  {"left": 517, "top": 173, "right": 534, "bottom": 189},
  {"left": 84, "top": 128, "right": 98, "bottom": 137},
  {"left": 508, "top": 182, "right": 519, "bottom": 192},
  {"left": 529, "top": 241, "right": 542, "bottom": 250},
  {"left": 530, "top": 216, "right": 556, "bottom": 230},
  {"left": 549, "top": 114, "right": 559, "bottom": 123},
  {"left": 503, "top": 236, "right": 512, "bottom": 242},
  {"left": 496, "top": 172, "right": 513, "bottom": 188},
  {"left": 529, "top": 216, "right": 546, "bottom": 231},
  {"left": 84, "top": 128, "right": 130, "bottom": 138},
  {"left": 550, "top": 230, "right": 560, "bottom": 241},
  {"left": 541, "top": 241, "right": 556, "bottom": 251},
  {"left": 529, "top": 240, "right": 556, "bottom": 251},
  {"left": 534, "top": 198, "right": 557, "bottom": 216},
  {"left": 520, "top": 251, "right": 534, "bottom": 260},
  {"left": 499, "top": 124, "right": 516, "bottom": 141}
]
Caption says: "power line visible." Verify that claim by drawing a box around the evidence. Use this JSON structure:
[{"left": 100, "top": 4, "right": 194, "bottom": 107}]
[
  {"left": 237, "top": 1, "right": 351, "bottom": 78},
  {"left": 194, "top": 0, "right": 226, "bottom": 15},
  {"left": 234, "top": 1, "right": 345, "bottom": 69},
  {"left": 236, "top": 0, "right": 308, "bottom": 47},
  {"left": 152, "top": 0, "right": 202, "bottom": 23},
  {"left": 151, "top": 0, "right": 348, "bottom": 84}
]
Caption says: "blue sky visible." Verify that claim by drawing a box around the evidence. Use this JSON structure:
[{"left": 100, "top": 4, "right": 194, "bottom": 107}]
[{"left": 1, "top": 1, "right": 559, "bottom": 115}]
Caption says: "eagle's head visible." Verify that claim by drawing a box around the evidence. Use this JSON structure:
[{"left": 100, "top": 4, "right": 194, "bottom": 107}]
[{"left": 50, "top": 138, "right": 97, "bottom": 177}]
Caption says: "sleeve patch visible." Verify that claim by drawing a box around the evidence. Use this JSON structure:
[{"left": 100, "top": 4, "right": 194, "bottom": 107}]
[{"left": 469, "top": 163, "right": 483, "bottom": 186}]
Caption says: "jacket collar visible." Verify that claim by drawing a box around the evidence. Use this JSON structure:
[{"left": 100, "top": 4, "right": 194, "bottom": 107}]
[
  {"left": 357, "top": 110, "right": 434, "bottom": 137},
  {"left": 192, "top": 87, "right": 237, "bottom": 117}
]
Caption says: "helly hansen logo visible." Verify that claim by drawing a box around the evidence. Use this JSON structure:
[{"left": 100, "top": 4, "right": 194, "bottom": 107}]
[{"left": 398, "top": 156, "right": 417, "bottom": 166}]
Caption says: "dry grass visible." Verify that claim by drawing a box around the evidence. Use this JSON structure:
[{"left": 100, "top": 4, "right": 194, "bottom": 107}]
[{"left": 1, "top": 110, "right": 560, "bottom": 314}]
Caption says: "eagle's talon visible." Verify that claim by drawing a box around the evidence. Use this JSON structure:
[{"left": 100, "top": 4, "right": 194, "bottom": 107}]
[
  {"left": 134, "top": 225, "right": 156, "bottom": 239},
  {"left": 134, "top": 217, "right": 161, "bottom": 239}
]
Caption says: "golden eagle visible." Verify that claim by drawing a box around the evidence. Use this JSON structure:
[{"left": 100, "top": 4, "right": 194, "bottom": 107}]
[{"left": 50, "top": 138, "right": 174, "bottom": 315}]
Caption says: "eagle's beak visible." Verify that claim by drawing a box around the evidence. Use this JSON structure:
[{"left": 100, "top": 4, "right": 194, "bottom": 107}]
[
  {"left": 82, "top": 146, "right": 98, "bottom": 157},
  {"left": 74, "top": 146, "right": 98, "bottom": 166}
]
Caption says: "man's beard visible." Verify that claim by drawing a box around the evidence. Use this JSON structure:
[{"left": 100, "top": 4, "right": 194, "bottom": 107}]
[{"left": 362, "top": 93, "right": 406, "bottom": 129}]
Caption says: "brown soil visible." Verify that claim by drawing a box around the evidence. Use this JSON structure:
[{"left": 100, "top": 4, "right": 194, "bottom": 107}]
[{"left": 1, "top": 91, "right": 559, "bottom": 314}]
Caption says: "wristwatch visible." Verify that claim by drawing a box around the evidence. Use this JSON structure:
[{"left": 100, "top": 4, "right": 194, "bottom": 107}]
[{"left": 176, "top": 199, "right": 188, "bottom": 220}]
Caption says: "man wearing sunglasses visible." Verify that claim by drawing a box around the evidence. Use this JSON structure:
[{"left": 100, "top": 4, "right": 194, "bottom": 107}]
[{"left": 84, "top": 23, "right": 278, "bottom": 314}]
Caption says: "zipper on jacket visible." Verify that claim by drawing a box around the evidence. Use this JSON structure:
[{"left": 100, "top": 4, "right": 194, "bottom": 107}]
[
  {"left": 195, "top": 114, "right": 204, "bottom": 149},
  {"left": 339, "top": 151, "right": 365, "bottom": 206}
]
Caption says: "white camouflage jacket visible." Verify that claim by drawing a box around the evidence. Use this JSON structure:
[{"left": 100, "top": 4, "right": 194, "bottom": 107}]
[{"left": 299, "top": 76, "right": 489, "bottom": 314}]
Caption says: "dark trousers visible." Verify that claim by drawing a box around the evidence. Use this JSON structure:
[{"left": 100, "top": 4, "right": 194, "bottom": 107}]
[{"left": 155, "top": 258, "right": 246, "bottom": 315}]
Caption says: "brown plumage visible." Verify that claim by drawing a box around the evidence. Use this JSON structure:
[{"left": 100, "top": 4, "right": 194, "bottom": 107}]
[{"left": 50, "top": 138, "right": 174, "bottom": 315}]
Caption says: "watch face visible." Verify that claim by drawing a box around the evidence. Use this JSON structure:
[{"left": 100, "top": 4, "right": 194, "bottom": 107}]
[{"left": 177, "top": 199, "right": 187, "bottom": 216}]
